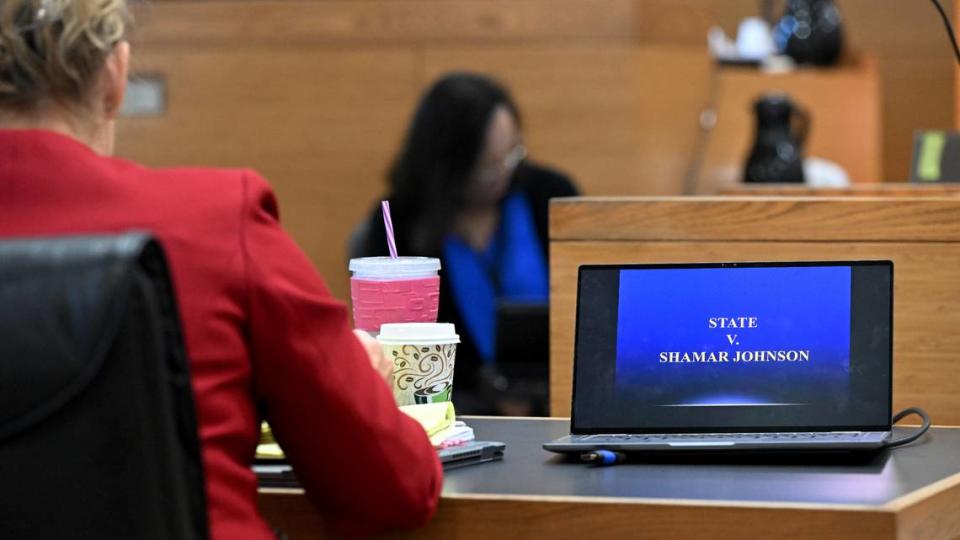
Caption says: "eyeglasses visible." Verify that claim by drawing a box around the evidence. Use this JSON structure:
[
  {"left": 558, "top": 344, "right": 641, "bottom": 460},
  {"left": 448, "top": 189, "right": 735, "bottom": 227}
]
[{"left": 474, "top": 144, "right": 527, "bottom": 184}]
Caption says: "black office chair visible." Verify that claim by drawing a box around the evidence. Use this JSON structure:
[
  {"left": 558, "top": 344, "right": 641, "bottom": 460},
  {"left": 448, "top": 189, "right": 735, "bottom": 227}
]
[{"left": 0, "top": 232, "right": 208, "bottom": 539}]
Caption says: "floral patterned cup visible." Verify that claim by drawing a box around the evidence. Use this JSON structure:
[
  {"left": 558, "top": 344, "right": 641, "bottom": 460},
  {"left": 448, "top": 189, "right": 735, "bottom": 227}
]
[{"left": 377, "top": 323, "right": 459, "bottom": 406}]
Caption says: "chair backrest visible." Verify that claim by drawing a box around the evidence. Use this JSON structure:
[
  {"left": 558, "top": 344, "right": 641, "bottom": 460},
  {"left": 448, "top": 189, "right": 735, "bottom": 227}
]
[
  {"left": 0, "top": 232, "right": 208, "bottom": 539},
  {"left": 549, "top": 196, "right": 960, "bottom": 425}
]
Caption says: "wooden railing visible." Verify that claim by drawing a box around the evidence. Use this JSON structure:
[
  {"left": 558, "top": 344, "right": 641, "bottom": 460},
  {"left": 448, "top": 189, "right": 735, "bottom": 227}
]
[{"left": 550, "top": 196, "right": 960, "bottom": 425}]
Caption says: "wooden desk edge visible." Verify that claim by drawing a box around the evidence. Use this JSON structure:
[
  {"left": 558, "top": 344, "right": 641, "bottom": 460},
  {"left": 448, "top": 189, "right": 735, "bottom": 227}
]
[
  {"left": 258, "top": 423, "right": 960, "bottom": 539},
  {"left": 256, "top": 490, "right": 898, "bottom": 539},
  {"left": 258, "top": 487, "right": 959, "bottom": 539},
  {"left": 257, "top": 487, "right": 919, "bottom": 514}
]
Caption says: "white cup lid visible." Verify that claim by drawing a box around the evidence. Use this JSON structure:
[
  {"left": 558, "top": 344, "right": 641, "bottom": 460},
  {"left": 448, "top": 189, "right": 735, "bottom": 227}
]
[
  {"left": 377, "top": 323, "right": 459, "bottom": 344},
  {"left": 349, "top": 257, "right": 441, "bottom": 278}
]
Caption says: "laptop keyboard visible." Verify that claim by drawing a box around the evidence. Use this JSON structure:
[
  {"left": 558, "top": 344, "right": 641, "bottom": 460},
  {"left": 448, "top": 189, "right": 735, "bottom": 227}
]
[{"left": 577, "top": 432, "right": 864, "bottom": 443}]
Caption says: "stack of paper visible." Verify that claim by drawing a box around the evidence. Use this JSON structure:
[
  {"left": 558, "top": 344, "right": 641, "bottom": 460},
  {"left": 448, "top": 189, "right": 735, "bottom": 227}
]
[{"left": 432, "top": 421, "right": 475, "bottom": 448}]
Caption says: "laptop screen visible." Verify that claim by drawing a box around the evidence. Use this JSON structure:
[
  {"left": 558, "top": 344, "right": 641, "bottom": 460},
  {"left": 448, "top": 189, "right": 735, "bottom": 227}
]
[{"left": 572, "top": 261, "right": 892, "bottom": 434}]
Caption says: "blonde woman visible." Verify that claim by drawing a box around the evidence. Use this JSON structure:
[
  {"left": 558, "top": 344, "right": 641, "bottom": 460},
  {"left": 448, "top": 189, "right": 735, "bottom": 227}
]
[{"left": 0, "top": 1, "right": 441, "bottom": 537}]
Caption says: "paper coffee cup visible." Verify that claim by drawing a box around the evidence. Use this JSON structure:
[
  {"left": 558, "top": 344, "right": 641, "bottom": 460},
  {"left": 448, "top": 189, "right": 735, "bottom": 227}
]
[{"left": 378, "top": 323, "right": 459, "bottom": 406}]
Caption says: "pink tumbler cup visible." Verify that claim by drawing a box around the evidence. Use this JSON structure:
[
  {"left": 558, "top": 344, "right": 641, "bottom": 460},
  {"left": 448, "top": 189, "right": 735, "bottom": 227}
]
[{"left": 349, "top": 257, "right": 441, "bottom": 333}]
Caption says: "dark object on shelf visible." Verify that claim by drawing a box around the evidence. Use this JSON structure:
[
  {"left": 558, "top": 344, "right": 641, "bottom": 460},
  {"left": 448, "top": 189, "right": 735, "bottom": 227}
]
[
  {"left": 774, "top": 0, "right": 844, "bottom": 66},
  {"left": 744, "top": 93, "right": 809, "bottom": 184}
]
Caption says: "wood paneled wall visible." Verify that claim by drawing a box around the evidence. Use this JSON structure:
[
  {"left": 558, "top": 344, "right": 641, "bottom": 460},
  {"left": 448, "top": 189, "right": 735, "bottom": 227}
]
[
  {"left": 120, "top": 0, "right": 653, "bottom": 300},
  {"left": 117, "top": 0, "right": 922, "bottom": 300},
  {"left": 701, "top": 53, "right": 880, "bottom": 191},
  {"left": 549, "top": 197, "right": 960, "bottom": 426},
  {"left": 118, "top": 47, "right": 419, "bottom": 302},
  {"left": 709, "top": 0, "right": 957, "bottom": 182}
]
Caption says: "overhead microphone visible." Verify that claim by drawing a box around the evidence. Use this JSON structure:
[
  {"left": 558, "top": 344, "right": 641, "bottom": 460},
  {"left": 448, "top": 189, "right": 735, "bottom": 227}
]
[{"left": 929, "top": 0, "right": 960, "bottom": 65}]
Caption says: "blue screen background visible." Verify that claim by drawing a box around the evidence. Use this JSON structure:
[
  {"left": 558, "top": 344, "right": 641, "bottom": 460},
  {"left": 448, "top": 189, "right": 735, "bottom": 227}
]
[{"left": 615, "top": 267, "right": 851, "bottom": 407}]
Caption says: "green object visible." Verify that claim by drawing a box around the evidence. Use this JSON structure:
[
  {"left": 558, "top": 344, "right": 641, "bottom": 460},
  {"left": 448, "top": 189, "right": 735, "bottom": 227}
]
[
  {"left": 416, "top": 386, "right": 452, "bottom": 404},
  {"left": 917, "top": 131, "right": 947, "bottom": 182}
]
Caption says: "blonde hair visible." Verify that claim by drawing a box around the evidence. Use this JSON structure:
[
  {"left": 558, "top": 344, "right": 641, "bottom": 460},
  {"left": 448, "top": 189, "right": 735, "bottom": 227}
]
[{"left": 0, "top": 0, "right": 129, "bottom": 111}]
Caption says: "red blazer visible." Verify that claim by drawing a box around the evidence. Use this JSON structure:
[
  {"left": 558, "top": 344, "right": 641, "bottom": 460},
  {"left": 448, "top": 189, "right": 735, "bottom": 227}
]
[{"left": 0, "top": 130, "right": 442, "bottom": 539}]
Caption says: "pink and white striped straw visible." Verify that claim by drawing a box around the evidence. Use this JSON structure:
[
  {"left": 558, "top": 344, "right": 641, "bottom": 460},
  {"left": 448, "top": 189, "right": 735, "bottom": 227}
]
[{"left": 381, "top": 200, "right": 398, "bottom": 259}]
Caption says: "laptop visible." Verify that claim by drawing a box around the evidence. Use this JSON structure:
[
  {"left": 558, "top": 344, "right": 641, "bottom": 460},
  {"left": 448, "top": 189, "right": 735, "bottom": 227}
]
[
  {"left": 438, "top": 440, "right": 506, "bottom": 470},
  {"left": 544, "top": 261, "right": 894, "bottom": 453}
]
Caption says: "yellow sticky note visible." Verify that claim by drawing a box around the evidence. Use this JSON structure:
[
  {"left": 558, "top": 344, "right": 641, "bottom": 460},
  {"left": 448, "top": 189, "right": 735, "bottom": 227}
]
[
  {"left": 256, "top": 422, "right": 286, "bottom": 460},
  {"left": 255, "top": 443, "right": 285, "bottom": 460},
  {"left": 399, "top": 402, "right": 456, "bottom": 440}
]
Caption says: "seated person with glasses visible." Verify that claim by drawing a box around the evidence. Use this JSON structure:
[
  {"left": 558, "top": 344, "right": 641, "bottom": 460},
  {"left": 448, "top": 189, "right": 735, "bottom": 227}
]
[
  {"left": 352, "top": 72, "right": 579, "bottom": 415},
  {"left": 0, "top": 1, "right": 441, "bottom": 538}
]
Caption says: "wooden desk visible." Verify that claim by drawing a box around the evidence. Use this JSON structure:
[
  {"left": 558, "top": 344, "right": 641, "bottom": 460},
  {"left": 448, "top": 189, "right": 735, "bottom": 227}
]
[{"left": 258, "top": 417, "right": 960, "bottom": 539}]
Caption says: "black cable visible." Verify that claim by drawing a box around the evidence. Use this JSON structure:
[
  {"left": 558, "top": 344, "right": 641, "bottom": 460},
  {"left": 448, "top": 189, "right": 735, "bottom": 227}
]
[
  {"left": 882, "top": 406, "right": 931, "bottom": 448},
  {"left": 929, "top": 0, "right": 960, "bottom": 65}
]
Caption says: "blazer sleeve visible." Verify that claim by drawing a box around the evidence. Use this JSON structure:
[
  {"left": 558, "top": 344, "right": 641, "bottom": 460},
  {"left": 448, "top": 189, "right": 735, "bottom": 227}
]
[{"left": 239, "top": 171, "right": 442, "bottom": 536}]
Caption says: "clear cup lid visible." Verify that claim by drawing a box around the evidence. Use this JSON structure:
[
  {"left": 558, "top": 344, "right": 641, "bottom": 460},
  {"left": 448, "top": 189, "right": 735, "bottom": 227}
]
[
  {"left": 377, "top": 323, "right": 459, "bottom": 344},
  {"left": 349, "top": 256, "right": 441, "bottom": 278}
]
